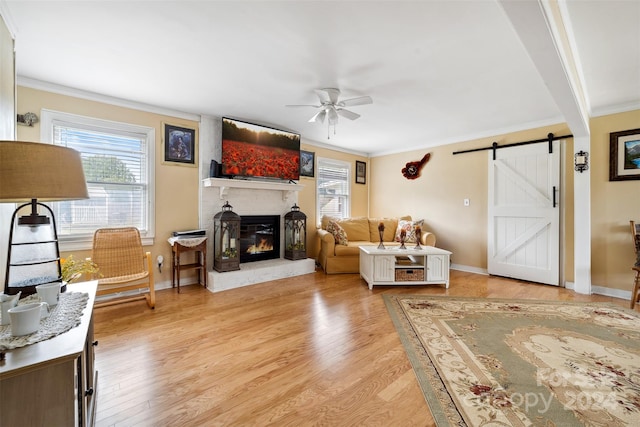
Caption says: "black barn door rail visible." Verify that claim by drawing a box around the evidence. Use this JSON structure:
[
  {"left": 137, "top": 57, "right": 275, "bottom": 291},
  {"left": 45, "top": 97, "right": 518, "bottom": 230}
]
[{"left": 452, "top": 133, "right": 574, "bottom": 160}]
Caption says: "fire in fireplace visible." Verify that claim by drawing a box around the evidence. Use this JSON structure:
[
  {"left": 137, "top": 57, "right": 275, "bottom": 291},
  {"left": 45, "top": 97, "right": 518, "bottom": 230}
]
[{"left": 239, "top": 215, "right": 280, "bottom": 263}]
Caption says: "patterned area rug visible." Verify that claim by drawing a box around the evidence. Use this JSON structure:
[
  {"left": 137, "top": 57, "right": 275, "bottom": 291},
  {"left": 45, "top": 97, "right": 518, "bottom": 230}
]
[{"left": 383, "top": 295, "right": 640, "bottom": 426}]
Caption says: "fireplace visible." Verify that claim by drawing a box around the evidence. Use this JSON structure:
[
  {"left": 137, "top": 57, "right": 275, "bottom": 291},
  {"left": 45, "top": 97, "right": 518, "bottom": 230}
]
[{"left": 239, "top": 215, "right": 280, "bottom": 263}]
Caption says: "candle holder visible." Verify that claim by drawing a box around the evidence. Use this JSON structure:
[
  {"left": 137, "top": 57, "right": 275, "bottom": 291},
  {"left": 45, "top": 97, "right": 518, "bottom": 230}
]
[
  {"left": 399, "top": 229, "right": 407, "bottom": 250},
  {"left": 377, "top": 221, "right": 386, "bottom": 249},
  {"left": 213, "top": 201, "right": 240, "bottom": 272},
  {"left": 414, "top": 226, "right": 423, "bottom": 250},
  {"left": 284, "top": 204, "right": 307, "bottom": 260}
]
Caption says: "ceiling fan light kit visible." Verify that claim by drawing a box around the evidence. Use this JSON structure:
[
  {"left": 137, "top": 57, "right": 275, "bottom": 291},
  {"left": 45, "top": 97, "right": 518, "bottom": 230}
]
[{"left": 286, "top": 88, "right": 373, "bottom": 139}]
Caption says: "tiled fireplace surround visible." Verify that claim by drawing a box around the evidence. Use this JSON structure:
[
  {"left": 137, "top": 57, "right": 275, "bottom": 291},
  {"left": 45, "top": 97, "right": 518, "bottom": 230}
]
[{"left": 200, "top": 178, "right": 315, "bottom": 292}]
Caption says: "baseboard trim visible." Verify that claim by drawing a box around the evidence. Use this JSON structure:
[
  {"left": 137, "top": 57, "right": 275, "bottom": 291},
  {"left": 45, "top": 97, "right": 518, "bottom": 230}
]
[
  {"left": 450, "top": 264, "right": 488, "bottom": 275},
  {"left": 592, "top": 285, "right": 632, "bottom": 301},
  {"left": 564, "top": 281, "right": 631, "bottom": 301},
  {"left": 148, "top": 271, "right": 634, "bottom": 302}
]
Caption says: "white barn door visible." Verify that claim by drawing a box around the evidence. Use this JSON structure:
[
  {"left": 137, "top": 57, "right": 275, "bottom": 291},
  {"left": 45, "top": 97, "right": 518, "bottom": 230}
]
[{"left": 488, "top": 141, "right": 560, "bottom": 285}]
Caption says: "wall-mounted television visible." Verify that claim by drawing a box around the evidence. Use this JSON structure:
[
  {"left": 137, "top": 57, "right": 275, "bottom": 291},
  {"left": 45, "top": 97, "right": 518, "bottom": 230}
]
[{"left": 221, "top": 117, "right": 300, "bottom": 181}]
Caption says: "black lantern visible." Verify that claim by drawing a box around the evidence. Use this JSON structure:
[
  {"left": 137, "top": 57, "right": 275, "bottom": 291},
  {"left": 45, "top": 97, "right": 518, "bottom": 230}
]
[
  {"left": 284, "top": 204, "right": 307, "bottom": 260},
  {"left": 213, "top": 201, "right": 241, "bottom": 272}
]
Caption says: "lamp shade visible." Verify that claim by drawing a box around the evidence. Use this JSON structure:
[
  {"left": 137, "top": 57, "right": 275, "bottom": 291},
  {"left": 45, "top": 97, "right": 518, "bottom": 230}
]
[{"left": 0, "top": 140, "right": 89, "bottom": 202}]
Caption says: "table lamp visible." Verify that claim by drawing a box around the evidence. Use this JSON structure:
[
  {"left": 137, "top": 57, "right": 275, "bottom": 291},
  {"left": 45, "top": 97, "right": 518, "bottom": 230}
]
[{"left": 0, "top": 141, "right": 89, "bottom": 295}]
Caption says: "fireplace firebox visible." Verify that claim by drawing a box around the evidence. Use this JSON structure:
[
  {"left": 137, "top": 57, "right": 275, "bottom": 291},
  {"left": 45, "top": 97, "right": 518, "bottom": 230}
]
[{"left": 239, "top": 215, "right": 280, "bottom": 263}]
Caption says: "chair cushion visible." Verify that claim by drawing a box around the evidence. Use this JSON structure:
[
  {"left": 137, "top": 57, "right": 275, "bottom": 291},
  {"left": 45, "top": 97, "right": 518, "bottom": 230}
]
[{"left": 98, "top": 271, "right": 149, "bottom": 285}]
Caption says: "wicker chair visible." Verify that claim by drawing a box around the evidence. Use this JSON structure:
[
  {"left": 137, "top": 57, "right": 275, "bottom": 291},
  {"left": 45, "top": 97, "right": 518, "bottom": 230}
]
[{"left": 92, "top": 227, "right": 155, "bottom": 308}]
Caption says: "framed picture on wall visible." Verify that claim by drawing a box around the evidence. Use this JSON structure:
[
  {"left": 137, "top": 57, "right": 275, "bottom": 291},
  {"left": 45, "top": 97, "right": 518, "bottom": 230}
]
[
  {"left": 163, "top": 123, "right": 198, "bottom": 166},
  {"left": 300, "top": 150, "right": 315, "bottom": 177},
  {"left": 355, "top": 160, "right": 366, "bottom": 184},
  {"left": 609, "top": 128, "right": 640, "bottom": 181}
]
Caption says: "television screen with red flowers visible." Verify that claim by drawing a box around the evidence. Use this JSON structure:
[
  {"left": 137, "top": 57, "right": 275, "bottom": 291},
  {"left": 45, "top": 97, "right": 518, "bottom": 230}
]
[{"left": 221, "top": 117, "right": 300, "bottom": 181}]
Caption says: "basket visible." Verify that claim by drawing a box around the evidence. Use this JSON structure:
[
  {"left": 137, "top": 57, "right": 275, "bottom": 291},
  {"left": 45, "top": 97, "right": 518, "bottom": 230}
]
[{"left": 395, "top": 268, "right": 424, "bottom": 281}]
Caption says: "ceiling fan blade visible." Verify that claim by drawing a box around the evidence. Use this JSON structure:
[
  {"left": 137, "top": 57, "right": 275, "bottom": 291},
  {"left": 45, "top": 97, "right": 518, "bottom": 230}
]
[
  {"left": 285, "top": 104, "right": 320, "bottom": 108},
  {"left": 337, "top": 108, "right": 360, "bottom": 120},
  {"left": 308, "top": 110, "right": 326, "bottom": 124},
  {"left": 338, "top": 95, "right": 373, "bottom": 107},
  {"left": 315, "top": 88, "right": 340, "bottom": 105},
  {"left": 327, "top": 107, "right": 339, "bottom": 124}
]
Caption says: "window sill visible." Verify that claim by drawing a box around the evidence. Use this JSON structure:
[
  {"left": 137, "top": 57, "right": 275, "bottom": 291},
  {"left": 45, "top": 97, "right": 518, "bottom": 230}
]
[{"left": 60, "top": 237, "right": 155, "bottom": 252}]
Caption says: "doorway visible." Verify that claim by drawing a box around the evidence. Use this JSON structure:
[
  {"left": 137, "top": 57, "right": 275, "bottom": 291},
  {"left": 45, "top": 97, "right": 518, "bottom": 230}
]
[{"left": 487, "top": 141, "right": 560, "bottom": 285}]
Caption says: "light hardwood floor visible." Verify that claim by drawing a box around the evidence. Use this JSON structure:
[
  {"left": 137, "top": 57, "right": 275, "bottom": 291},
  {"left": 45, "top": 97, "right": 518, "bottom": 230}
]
[{"left": 93, "top": 268, "right": 635, "bottom": 426}]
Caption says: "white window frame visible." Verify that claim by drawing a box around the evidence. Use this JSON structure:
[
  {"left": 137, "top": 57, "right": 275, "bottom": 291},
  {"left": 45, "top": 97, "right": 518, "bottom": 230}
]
[
  {"left": 41, "top": 109, "right": 155, "bottom": 251},
  {"left": 316, "top": 157, "right": 351, "bottom": 223}
]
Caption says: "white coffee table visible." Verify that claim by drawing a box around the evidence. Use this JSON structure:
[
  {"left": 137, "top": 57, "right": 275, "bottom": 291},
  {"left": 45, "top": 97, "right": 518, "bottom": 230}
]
[{"left": 359, "top": 245, "right": 452, "bottom": 290}]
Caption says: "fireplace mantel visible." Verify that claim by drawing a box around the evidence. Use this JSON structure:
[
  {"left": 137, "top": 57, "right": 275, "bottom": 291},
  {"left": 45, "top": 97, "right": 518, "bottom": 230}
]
[
  {"left": 202, "top": 178, "right": 303, "bottom": 200},
  {"left": 200, "top": 177, "right": 314, "bottom": 292}
]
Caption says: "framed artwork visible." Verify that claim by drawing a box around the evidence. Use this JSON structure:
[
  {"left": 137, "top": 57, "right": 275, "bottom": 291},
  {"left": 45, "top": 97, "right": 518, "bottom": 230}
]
[
  {"left": 355, "top": 160, "right": 366, "bottom": 184},
  {"left": 300, "top": 150, "right": 315, "bottom": 177},
  {"left": 163, "top": 123, "right": 197, "bottom": 166},
  {"left": 609, "top": 128, "right": 640, "bottom": 181}
]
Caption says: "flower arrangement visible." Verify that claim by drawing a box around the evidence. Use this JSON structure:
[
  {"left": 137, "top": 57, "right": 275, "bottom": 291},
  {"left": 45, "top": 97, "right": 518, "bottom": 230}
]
[
  {"left": 399, "top": 229, "right": 407, "bottom": 250},
  {"left": 377, "top": 221, "right": 386, "bottom": 249},
  {"left": 60, "top": 255, "right": 100, "bottom": 283},
  {"left": 414, "top": 226, "right": 423, "bottom": 249}
]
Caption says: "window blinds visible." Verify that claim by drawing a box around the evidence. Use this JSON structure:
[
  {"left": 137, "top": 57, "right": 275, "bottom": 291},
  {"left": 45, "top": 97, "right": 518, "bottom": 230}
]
[
  {"left": 52, "top": 122, "right": 148, "bottom": 237},
  {"left": 317, "top": 158, "right": 350, "bottom": 219}
]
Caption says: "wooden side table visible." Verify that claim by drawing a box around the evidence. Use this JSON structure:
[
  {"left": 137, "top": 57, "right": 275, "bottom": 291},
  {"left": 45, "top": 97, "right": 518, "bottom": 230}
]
[{"left": 169, "top": 237, "right": 207, "bottom": 293}]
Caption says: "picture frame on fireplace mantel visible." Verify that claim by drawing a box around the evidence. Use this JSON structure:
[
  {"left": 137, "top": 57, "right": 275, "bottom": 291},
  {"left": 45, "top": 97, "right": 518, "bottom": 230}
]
[
  {"left": 163, "top": 122, "right": 198, "bottom": 167},
  {"left": 300, "top": 150, "right": 315, "bottom": 177}
]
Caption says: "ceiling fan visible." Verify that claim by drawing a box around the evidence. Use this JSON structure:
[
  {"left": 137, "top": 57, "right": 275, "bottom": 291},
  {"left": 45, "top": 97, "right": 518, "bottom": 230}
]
[{"left": 286, "top": 88, "right": 373, "bottom": 139}]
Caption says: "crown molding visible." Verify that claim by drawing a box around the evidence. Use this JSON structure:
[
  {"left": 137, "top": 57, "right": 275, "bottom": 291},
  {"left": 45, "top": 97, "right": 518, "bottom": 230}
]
[
  {"left": 591, "top": 101, "right": 640, "bottom": 119},
  {"left": 369, "top": 115, "right": 566, "bottom": 157},
  {"left": 17, "top": 76, "right": 201, "bottom": 122}
]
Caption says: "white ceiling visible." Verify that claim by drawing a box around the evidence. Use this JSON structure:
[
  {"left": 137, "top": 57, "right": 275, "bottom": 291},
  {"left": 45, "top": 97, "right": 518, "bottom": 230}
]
[{"left": 3, "top": 0, "right": 639, "bottom": 156}]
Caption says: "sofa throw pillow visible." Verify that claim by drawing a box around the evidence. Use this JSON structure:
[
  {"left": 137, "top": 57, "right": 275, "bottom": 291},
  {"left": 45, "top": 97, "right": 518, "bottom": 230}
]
[
  {"left": 395, "top": 219, "right": 424, "bottom": 243},
  {"left": 321, "top": 215, "right": 340, "bottom": 231},
  {"left": 326, "top": 220, "right": 348, "bottom": 246}
]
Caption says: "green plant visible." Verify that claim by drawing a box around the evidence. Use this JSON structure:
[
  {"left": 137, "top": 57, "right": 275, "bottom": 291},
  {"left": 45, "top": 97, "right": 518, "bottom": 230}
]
[
  {"left": 60, "top": 255, "right": 100, "bottom": 283},
  {"left": 222, "top": 248, "right": 237, "bottom": 258}
]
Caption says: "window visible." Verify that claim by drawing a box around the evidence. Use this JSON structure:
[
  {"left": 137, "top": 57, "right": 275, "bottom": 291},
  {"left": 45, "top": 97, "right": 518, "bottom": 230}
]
[
  {"left": 41, "top": 110, "right": 155, "bottom": 249},
  {"left": 316, "top": 157, "right": 350, "bottom": 221}
]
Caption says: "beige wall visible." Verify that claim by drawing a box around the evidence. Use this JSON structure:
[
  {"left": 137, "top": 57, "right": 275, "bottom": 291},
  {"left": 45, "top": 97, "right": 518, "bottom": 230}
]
[
  {"left": 15, "top": 85, "right": 368, "bottom": 279},
  {"left": 16, "top": 86, "right": 200, "bottom": 286},
  {"left": 371, "top": 111, "right": 640, "bottom": 293},
  {"left": 16, "top": 84, "right": 640, "bottom": 294},
  {"left": 590, "top": 110, "right": 640, "bottom": 291},
  {"left": 370, "top": 123, "right": 573, "bottom": 276}
]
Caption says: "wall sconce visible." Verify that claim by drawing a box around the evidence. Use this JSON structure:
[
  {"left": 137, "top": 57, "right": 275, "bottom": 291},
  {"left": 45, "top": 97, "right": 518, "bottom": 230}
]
[
  {"left": 574, "top": 150, "right": 589, "bottom": 173},
  {"left": 16, "top": 112, "right": 39, "bottom": 127}
]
